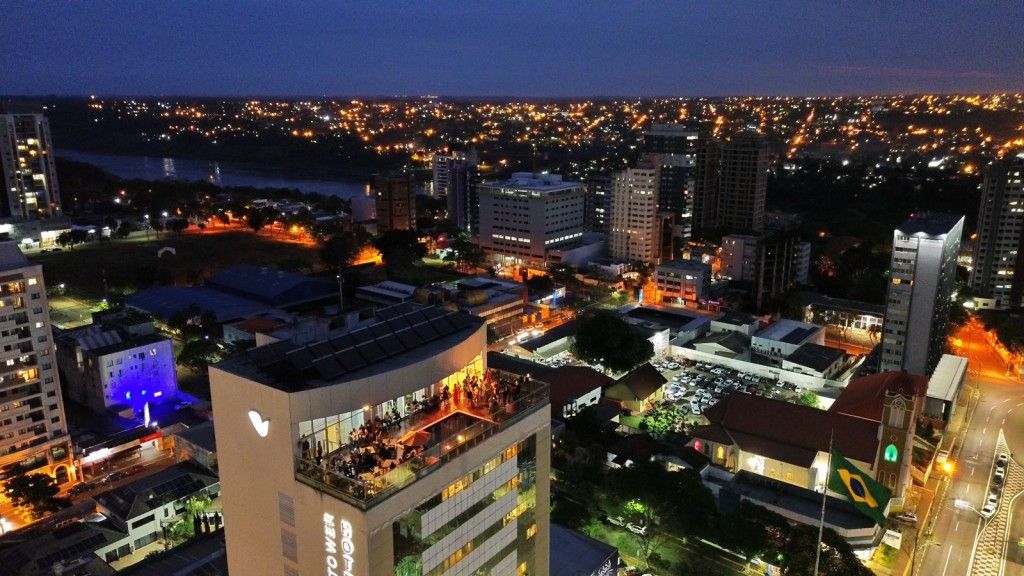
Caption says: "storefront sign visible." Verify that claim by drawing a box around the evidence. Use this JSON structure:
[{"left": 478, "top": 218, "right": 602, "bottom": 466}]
[{"left": 324, "top": 512, "right": 355, "bottom": 576}]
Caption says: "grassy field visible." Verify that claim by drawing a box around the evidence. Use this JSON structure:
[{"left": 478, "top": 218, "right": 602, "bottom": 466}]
[{"left": 31, "top": 231, "right": 321, "bottom": 299}]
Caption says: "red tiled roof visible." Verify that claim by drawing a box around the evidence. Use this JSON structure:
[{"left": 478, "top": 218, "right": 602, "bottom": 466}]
[
  {"left": 691, "top": 423, "right": 734, "bottom": 445},
  {"left": 545, "top": 366, "right": 613, "bottom": 412},
  {"left": 699, "top": 392, "right": 879, "bottom": 467},
  {"left": 232, "top": 317, "right": 285, "bottom": 334},
  {"left": 829, "top": 370, "right": 929, "bottom": 422}
]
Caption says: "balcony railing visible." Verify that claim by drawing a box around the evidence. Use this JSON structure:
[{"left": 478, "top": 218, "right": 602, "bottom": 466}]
[{"left": 295, "top": 377, "right": 548, "bottom": 509}]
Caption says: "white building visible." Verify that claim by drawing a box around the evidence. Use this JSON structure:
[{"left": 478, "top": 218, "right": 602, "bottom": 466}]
[
  {"left": 478, "top": 172, "right": 585, "bottom": 267},
  {"left": 0, "top": 242, "right": 73, "bottom": 484},
  {"left": 55, "top": 310, "right": 178, "bottom": 415},
  {"left": 210, "top": 303, "right": 551, "bottom": 576},
  {"left": 654, "top": 260, "right": 711, "bottom": 306},
  {"left": 751, "top": 319, "right": 824, "bottom": 359},
  {"left": 720, "top": 234, "right": 758, "bottom": 281},
  {"left": 609, "top": 165, "right": 668, "bottom": 263},
  {"left": 91, "top": 462, "right": 220, "bottom": 564},
  {"left": 969, "top": 154, "right": 1024, "bottom": 309},
  {"left": 0, "top": 113, "right": 62, "bottom": 220},
  {"left": 880, "top": 212, "right": 964, "bottom": 375}
]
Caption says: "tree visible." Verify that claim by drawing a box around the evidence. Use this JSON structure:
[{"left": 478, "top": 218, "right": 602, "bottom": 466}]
[
  {"left": 116, "top": 221, "right": 134, "bottom": 238},
  {"left": 446, "top": 237, "right": 486, "bottom": 272},
  {"left": 639, "top": 402, "right": 688, "bottom": 437},
  {"left": 571, "top": 311, "right": 653, "bottom": 373},
  {"left": 3, "top": 469, "right": 71, "bottom": 519},
  {"left": 797, "top": 391, "right": 820, "bottom": 409},
  {"left": 55, "top": 231, "right": 73, "bottom": 249},
  {"left": 247, "top": 209, "right": 267, "bottom": 233},
  {"left": 177, "top": 338, "right": 221, "bottom": 373},
  {"left": 604, "top": 463, "right": 717, "bottom": 569},
  {"left": 374, "top": 229, "right": 426, "bottom": 266},
  {"left": 166, "top": 305, "right": 219, "bottom": 341},
  {"left": 525, "top": 274, "right": 555, "bottom": 298},
  {"left": 216, "top": 212, "right": 230, "bottom": 226},
  {"left": 320, "top": 232, "right": 361, "bottom": 269},
  {"left": 548, "top": 263, "right": 578, "bottom": 286},
  {"left": 166, "top": 218, "right": 189, "bottom": 234}
]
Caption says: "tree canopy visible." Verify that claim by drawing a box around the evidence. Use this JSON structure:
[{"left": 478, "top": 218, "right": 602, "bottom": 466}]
[
  {"left": 373, "top": 229, "right": 426, "bottom": 266},
  {"left": 571, "top": 311, "right": 653, "bottom": 373},
  {"left": 3, "top": 469, "right": 71, "bottom": 519}
]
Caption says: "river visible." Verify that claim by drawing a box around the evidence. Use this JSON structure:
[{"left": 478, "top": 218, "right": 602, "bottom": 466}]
[{"left": 56, "top": 149, "right": 369, "bottom": 199}]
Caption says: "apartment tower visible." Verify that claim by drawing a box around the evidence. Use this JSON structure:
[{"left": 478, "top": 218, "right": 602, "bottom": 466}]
[
  {"left": 880, "top": 212, "right": 964, "bottom": 375},
  {"left": 374, "top": 174, "right": 417, "bottom": 233},
  {"left": 0, "top": 242, "right": 73, "bottom": 486},
  {"left": 0, "top": 114, "right": 62, "bottom": 220},
  {"left": 969, "top": 154, "right": 1024, "bottom": 309}
]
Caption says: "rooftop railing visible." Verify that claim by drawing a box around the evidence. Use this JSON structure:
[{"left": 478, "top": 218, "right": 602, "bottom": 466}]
[{"left": 295, "top": 376, "right": 548, "bottom": 509}]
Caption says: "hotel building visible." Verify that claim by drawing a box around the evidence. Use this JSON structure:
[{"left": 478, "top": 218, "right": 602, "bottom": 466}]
[
  {"left": 880, "top": 212, "right": 964, "bottom": 375},
  {"left": 211, "top": 303, "right": 550, "bottom": 576},
  {"left": 0, "top": 242, "right": 73, "bottom": 485},
  {"left": 478, "top": 173, "right": 585, "bottom": 267}
]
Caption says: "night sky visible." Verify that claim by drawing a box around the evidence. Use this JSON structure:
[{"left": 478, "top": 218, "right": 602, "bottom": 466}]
[{"left": 3, "top": 1, "right": 1023, "bottom": 97}]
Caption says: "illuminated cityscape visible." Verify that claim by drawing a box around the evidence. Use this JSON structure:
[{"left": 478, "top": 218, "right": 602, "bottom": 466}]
[{"left": 2, "top": 3, "right": 1024, "bottom": 576}]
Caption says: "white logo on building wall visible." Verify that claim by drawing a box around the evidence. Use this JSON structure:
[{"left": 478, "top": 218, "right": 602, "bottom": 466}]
[
  {"left": 324, "top": 512, "right": 355, "bottom": 576},
  {"left": 247, "top": 410, "right": 270, "bottom": 437}
]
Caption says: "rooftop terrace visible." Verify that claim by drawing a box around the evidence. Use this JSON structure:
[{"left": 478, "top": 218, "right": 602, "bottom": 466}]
[{"left": 294, "top": 370, "right": 548, "bottom": 509}]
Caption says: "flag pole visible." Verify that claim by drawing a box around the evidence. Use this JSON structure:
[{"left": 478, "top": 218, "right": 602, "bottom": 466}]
[{"left": 815, "top": 428, "right": 834, "bottom": 576}]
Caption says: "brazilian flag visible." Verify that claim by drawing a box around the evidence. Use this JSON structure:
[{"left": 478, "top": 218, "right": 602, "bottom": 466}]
[{"left": 829, "top": 450, "right": 892, "bottom": 526}]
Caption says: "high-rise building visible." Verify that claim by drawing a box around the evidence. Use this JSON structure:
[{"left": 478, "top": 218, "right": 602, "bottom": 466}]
[
  {"left": 692, "top": 135, "right": 720, "bottom": 240},
  {"left": 478, "top": 173, "right": 585, "bottom": 267},
  {"left": 715, "top": 131, "right": 768, "bottom": 235},
  {"left": 374, "top": 174, "right": 417, "bottom": 233},
  {"left": 642, "top": 124, "right": 700, "bottom": 243},
  {"left": 584, "top": 175, "right": 611, "bottom": 234},
  {"left": 721, "top": 231, "right": 801, "bottom": 311},
  {"left": 0, "top": 242, "right": 73, "bottom": 485},
  {"left": 0, "top": 114, "right": 62, "bottom": 220},
  {"left": 434, "top": 153, "right": 479, "bottom": 233},
  {"left": 210, "top": 304, "right": 551, "bottom": 576},
  {"left": 609, "top": 165, "right": 673, "bottom": 263},
  {"left": 969, "top": 154, "right": 1024, "bottom": 310},
  {"left": 880, "top": 212, "right": 964, "bottom": 375}
]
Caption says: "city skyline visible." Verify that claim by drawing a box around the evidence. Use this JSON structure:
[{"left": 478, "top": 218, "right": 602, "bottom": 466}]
[{"left": 3, "top": 2, "right": 1024, "bottom": 98}]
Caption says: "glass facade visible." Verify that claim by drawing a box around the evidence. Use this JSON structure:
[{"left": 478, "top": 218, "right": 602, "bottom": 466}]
[
  {"left": 297, "top": 355, "right": 484, "bottom": 456},
  {"left": 392, "top": 436, "right": 539, "bottom": 576}
]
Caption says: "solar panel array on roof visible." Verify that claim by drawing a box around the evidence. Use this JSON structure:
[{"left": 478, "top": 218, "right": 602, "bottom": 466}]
[
  {"left": 781, "top": 326, "right": 817, "bottom": 345},
  {"left": 254, "top": 308, "right": 478, "bottom": 388},
  {"left": 37, "top": 532, "right": 111, "bottom": 570}
]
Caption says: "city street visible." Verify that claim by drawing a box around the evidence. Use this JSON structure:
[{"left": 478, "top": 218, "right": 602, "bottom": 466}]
[{"left": 917, "top": 321, "right": 1024, "bottom": 576}]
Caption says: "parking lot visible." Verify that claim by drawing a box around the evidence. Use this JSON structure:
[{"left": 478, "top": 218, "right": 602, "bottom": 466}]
[{"left": 650, "top": 357, "right": 803, "bottom": 418}]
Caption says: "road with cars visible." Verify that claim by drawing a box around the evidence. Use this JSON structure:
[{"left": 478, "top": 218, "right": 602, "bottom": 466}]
[{"left": 918, "top": 371, "right": 1024, "bottom": 576}]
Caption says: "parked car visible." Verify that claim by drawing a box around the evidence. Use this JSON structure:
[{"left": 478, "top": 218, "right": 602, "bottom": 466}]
[
  {"left": 108, "top": 470, "right": 130, "bottom": 482},
  {"left": 997, "top": 453, "right": 1009, "bottom": 467},
  {"left": 606, "top": 515, "right": 627, "bottom": 527},
  {"left": 895, "top": 512, "right": 918, "bottom": 524},
  {"left": 981, "top": 503, "right": 997, "bottom": 519},
  {"left": 126, "top": 464, "right": 146, "bottom": 476},
  {"left": 68, "top": 482, "right": 94, "bottom": 496},
  {"left": 987, "top": 492, "right": 1000, "bottom": 508},
  {"left": 627, "top": 523, "right": 648, "bottom": 536},
  {"left": 994, "top": 468, "right": 1006, "bottom": 485}
]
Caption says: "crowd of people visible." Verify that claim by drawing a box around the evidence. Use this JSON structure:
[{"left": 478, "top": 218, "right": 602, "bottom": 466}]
[{"left": 300, "top": 369, "right": 536, "bottom": 489}]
